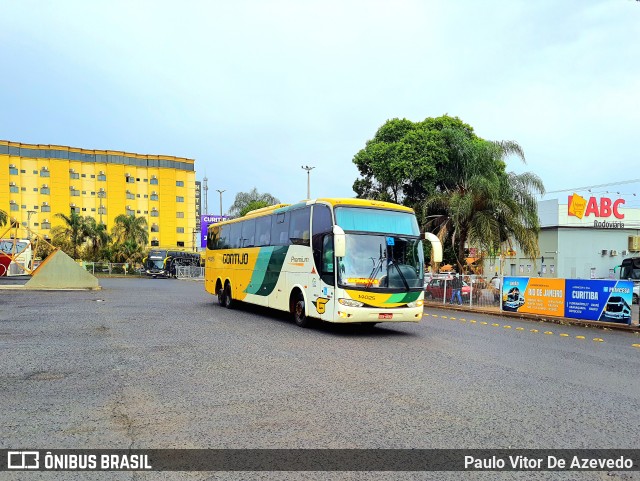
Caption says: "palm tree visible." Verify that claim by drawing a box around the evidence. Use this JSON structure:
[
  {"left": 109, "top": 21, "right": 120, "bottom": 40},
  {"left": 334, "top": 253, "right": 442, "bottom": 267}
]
[
  {"left": 424, "top": 136, "right": 544, "bottom": 272},
  {"left": 0, "top": 209, "right": 7, "bottom": 228},
  {"left": 82, "top": 217, "right": 110, "bottom": 261},
  {"left": 111, "top": 214, "right": 149, "bottom": 247},
  {"left": 52, "top": 210, "right": 86, "bottom": 259}
]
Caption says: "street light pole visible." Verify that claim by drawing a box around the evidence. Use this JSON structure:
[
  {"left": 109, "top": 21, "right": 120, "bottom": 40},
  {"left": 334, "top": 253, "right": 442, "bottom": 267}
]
[
  {"left": 301, "top": 165, "right": 315, "bottom": 199},
  {"left": 216, "top": 189, "right": 226, "bottom": 217}
]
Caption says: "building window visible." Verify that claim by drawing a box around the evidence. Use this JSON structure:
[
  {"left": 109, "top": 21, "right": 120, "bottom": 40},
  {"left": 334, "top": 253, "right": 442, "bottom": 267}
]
[
  {"left": 144, "top": 194, "right": 148, "bottom": 198},
  {"left": 151, "top": 240, "right": 159, "bottom": 246},
  {"left": 176, "top": 212, "right": 184, "bottom": 218},
  {"left": 70, "top": 188, "right": 80, "bottom": 197},
  {"left": 126, "top": 191, "right": 135, "bottom": 200},
  {"left": 176, "top": 196, "right": 184, "bottom": 202},
  {"left": 176, "top": 180, "right": 184, "bottom": 187},
  {"left": 41, "top": 221, "right": 51, "bottom": 229},
  {"left": 33, "top": 170, "right": 38, "bottom": 174},
  {"left": 98, "top": 174, "right": 106, "bottom": 181},
  {"left": 150, "top": 193, "right": 158, "bottom": 201},
  {"left": 10, "top": 203, "right": 18, "bottom": 211},
  {"left": 150, "top": 178, "right": 158, "bottom": 185},
  {"left": 9, "top": 167, "right": 18, "bottom": 175},
  {"left": 40, "top": 187, "right": 50, "bottom": 194},
  {"left": 126, "top": 176, "right": 135, "bottom": 183},
  {"left": 151, "top": 210, "right": 159, "bottom": 217},
  {"left": 177, "top": 227, "right": 184, "bottom": 233},
  {"left": 151, "top": 224, "right": 159, "bottom": 232},
  {"left": 40, "top": 169, "right": 50, "bottom": 177},
  {"left": 71, "top": 207, "right": 80, "bottom": 214},
  {"left": 33, "top": 188, "right": 38, "bottom": 192},
  {"left": 70, "top": 172, "right": 79, "bottom": 179},
  {"left": 10, "top": 185, "right": 18, "bottom": 193},
  {"left": 177, "top": 241, "right": 185, "bottom": 247},
  {"left": 126, "top": 208, "right": 135, "bottom": 216},
  {"left": 98, "top": 206, "right": 106, "bottom": 215},
  {"left": 90, "top": 174, "right": 95, "bottom": 179},
  {"left": 41, "top": 205, "right": 51, "bottom": 212},
  {"left": 81, "top": 174, "right": 86, "bottom": 178}
]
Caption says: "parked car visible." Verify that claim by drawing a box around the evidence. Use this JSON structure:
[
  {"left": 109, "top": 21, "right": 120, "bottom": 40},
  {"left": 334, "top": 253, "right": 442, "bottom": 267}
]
[{"left": 424, "top": 277, "right": 480, "bottom": 302}]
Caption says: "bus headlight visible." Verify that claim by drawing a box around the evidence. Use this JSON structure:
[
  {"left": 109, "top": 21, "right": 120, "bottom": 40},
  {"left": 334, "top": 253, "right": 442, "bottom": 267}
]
[
  {"left": 407, "top": 300, "right": 424, "bottom": 308},
  {"left": 338, "top": 298, "right": 364, "bottom": 307}
]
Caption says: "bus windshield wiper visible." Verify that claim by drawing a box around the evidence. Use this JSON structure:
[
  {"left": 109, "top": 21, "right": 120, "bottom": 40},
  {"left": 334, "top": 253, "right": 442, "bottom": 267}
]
[{"left": 366, "top": 244, "right": 385, "bottom": 290}]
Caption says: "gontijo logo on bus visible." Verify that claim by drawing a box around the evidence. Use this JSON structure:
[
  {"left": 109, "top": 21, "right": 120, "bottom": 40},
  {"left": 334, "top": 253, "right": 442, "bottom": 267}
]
[{"left": 568, "top": 193, "right": 624, "bottom": 219}]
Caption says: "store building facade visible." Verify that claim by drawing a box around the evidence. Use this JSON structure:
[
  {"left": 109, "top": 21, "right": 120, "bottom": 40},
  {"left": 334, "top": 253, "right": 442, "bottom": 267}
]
[{"left": 485, "top": 194, "right": 640, "bottom": 280}]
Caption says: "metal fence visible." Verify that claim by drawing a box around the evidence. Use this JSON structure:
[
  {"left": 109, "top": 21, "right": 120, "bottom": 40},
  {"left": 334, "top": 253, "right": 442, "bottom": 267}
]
[
  {"left": 175, "top": 265, "right": 204, "bottom": 279},
  {"left": 81, "top": 262, "right": 142, "bottom": 276},
  {"left": 424, "top": 274, "right": 503, "bottom": 311}
]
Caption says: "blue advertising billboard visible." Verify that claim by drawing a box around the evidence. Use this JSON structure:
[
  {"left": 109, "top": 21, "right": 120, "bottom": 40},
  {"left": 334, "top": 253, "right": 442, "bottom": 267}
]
[
  {"left": 565, "top": 279, "right": 633, "bottom": 324},
  {"left": 200, "top": 215, "right": 228, "bottom": 248}
]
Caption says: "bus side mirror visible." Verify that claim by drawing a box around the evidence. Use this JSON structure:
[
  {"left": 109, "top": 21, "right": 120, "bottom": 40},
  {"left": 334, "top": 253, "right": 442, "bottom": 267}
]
[
  {"left": 333, "top": 225, "right": 346, "bottom": 258},
  {"left": 424, "top": 232, "right": 443, "bottom": 263}
]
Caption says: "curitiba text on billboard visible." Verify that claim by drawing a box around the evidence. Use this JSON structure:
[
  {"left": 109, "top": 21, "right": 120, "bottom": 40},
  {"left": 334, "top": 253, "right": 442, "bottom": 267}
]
[{"left": 502, "top": 277, "right": 634, "bottom": 325}]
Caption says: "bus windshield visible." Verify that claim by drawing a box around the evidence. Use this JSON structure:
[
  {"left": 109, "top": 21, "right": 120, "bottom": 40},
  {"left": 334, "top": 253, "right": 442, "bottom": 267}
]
[
  {"left": 335, "top": 207, "right": 420, "bottom": 236},
  {"left": 338, "top": 233, "right": 424, "bottom": 290}
]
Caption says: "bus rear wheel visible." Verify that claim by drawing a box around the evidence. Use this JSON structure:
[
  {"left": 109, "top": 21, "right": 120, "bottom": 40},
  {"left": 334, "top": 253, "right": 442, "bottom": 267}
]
[
  {"left": 292, "top": 292, "right": 312, "bottom": 328},
  {"left": 224, "top": 283, "right": 234, "bottom": 309}
]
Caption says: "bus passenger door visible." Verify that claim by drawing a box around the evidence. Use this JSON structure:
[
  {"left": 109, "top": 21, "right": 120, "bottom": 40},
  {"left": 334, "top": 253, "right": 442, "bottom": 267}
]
[{"left": 309, "top": 235, "right": 336, "bottom": 321}]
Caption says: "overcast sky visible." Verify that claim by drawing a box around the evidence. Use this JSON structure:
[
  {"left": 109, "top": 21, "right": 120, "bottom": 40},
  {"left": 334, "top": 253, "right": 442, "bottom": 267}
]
[{"left": 2, "top": 0, "right": 639, "bottom": 213}]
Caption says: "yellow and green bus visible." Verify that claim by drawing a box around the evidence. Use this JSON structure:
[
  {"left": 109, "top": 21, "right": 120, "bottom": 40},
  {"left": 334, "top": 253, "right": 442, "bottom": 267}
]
[{"left": 205, "top": 198, "right": 442, "bottom": 327}]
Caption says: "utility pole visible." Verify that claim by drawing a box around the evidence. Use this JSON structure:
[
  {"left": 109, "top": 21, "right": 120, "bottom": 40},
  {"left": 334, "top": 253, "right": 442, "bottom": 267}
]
[
  {"left": 216, "top": 189, "right": 226, "bottom": 217},
  {"left": 301, "top": 165, "right": 315, "bottom": 199}
]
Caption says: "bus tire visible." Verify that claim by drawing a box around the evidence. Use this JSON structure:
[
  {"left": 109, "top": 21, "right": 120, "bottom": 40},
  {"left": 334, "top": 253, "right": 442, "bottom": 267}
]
[
  {"left": 217, "top": 285, "right": 226, "bottom": 306},
  {"left": 292, "top": 291, "right": 312, "bottom": 328},
  {"left": 224, "top": 283, "right": 234, "bottom": 309}
]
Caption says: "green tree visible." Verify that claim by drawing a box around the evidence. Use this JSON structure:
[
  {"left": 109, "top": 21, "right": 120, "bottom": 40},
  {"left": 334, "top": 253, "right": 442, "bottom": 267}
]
[
  {"left": 353, "top": 115, "right": 545, "bottom": 271},
  {"left": 52, "top": 210, "right": 86, "bottom": 259},
  {"left": 0, "top": 209, "right": 7, "bottom": 228},
  {"left": 424, "top": 136, "right": 544, "bottom": 271},
  {"left": 111, "top": 214, "right": 149, "bottom": 247},
  {"left": 82, "top": 217, "right": 110, "bottom": 261},
  {"left": 228, "top": 188, "right": 279, "bottom": 217},
  {"left": 240, "top": 200, "right": 271, "bottom": 217}
]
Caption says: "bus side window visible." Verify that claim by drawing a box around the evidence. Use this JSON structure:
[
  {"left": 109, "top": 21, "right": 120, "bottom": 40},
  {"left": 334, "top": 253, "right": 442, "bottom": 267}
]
[
  {"left": 207, "top": 225, "right": 220, "bottom": 250},
  {"left": 271, "top": 212, "right": 290, "bottom": 246},
  {"left": 289, "top": 207, "right": 311, "bottom": 246},
  {"left": 229, "top": 222, "right": 242, "bottom": 248},
  {"left": 242, "top": 219, "right": 256, "bottom": 248},
  {"left": 255, "top": 216, "right": 272, "bottom": 246},
  {"left": 219, "top": 225, "right": 229, "bottom": 249}
]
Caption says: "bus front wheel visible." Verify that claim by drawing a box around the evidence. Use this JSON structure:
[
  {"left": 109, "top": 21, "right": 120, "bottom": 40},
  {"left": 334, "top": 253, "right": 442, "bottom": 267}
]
[{"left": 292, "top": 292, "right": 312, "bottom": 328}]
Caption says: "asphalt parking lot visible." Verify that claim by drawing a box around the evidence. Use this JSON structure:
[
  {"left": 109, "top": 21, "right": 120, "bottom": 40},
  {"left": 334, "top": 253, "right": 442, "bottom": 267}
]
[{"left": 1, "top": 278, "right": 639, "bottom": 480}]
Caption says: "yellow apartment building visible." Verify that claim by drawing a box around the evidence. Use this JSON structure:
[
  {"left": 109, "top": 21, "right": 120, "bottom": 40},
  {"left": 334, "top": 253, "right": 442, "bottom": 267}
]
[{"left": 0, "top": 140, "right": 196, "bottom": 248}]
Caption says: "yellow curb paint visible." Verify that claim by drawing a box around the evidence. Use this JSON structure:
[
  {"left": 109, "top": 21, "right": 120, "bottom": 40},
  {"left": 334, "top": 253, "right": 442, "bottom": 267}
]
[
  {"left": 450, "top": 317, "right": 456, "bottom": 320},
  {"left": 632, "top": 344, "right": 640, "bottom": 348},
  {"left": 593, "top": 338, "right": 604, "bottom": 343},
  {"left": 504, "top": 325, "right": 512, "bottom": 329},
  {"left": 515, "top": 327, "right": 524, "bottom": 331},
  {"left": 576, "top": 336, "right": 586, "bottom": 340},
  {"left": 480, "top": 322, "right": 488, "bottom": 325},
  {"left": 470, "top": 320, "right": 477, "bottom": 324},
  {"left": 560, "top": 334, "right": 569, "bottom": 337},
  {"left": 492, "top": 323, "right": 500, "bottom": 327},
  {"left": 544, "top": 331, "right": 553, "bottom": 335},
  {"left": 460, "top": 318, "right": 466, "bottom": 321},
  {"left": 530, "top": 329, "right": 539, "bottom": 333}
]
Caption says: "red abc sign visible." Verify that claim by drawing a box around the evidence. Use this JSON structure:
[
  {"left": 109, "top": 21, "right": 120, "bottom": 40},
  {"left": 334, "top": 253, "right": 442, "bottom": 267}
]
[{"left": 568, "top": 196, "right": 625, "bottom": 219}]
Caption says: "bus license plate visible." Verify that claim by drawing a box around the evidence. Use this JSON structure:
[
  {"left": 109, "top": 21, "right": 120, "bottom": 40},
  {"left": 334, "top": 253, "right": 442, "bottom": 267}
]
[{"left": 378, "top": 313, "right": 393, "bottom": 320}]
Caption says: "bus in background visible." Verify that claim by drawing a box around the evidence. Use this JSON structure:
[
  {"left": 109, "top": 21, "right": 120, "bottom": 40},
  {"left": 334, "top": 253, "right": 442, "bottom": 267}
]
[
  {"left": 0, "top": 238, "right": 32, "bottom": 276},
  {"left": 205, "top": 198, "right": 442, "bottom": 328},
  {"left": 143, "top": 249, "right": 201, "bottom": 278}
]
